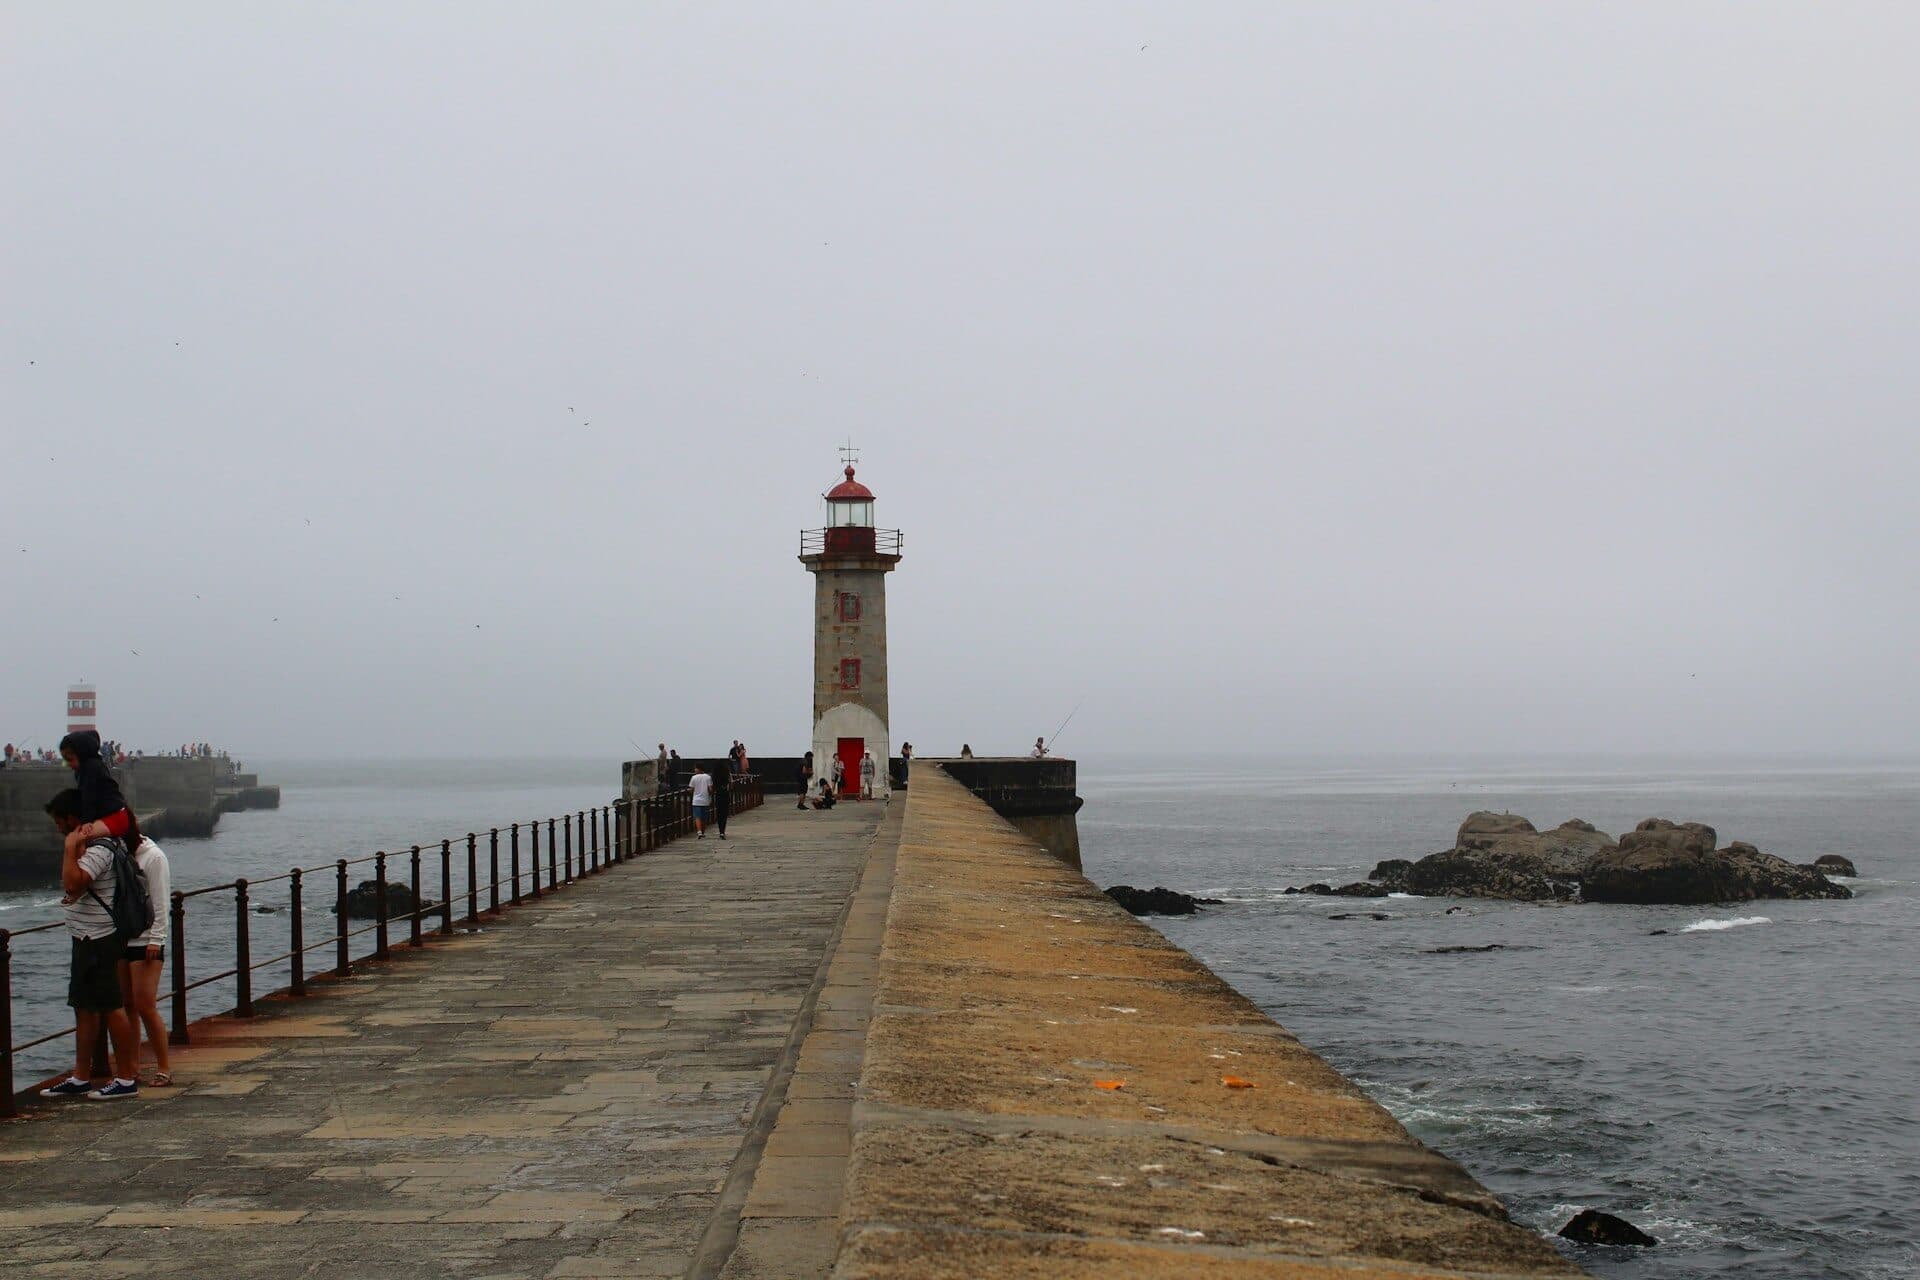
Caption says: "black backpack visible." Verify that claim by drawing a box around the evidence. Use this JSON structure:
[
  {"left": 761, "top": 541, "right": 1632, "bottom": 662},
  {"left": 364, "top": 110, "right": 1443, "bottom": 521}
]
[{"left": 86, "top": 840, "right": 155, "bottom": 942}]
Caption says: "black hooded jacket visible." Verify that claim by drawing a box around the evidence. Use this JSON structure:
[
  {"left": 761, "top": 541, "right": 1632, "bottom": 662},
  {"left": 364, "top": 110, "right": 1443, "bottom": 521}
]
[{"left": 58, "top": 729, "right": 130, "bottom": 824}]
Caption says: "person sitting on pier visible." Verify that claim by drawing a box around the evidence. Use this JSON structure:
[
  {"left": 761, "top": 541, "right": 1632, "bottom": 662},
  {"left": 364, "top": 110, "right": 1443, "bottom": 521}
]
[
  {"left": 39, "top": 789, "right": 141, "bottom": 1100},
  {"left": 58, "top": 730, "right": 136, "bottom": 862},
  {"left": 811, "top": 777, "right": 837, "bottom": 810},
  {"left": 797, "top": 752, "right": 814, "bottom": 810}
]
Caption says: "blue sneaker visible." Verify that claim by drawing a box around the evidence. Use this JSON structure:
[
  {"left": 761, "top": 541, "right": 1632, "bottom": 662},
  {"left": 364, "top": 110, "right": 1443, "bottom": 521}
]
[
  {"left": 87, "top": 1079, "right": 139, "bottom": 1100},
  {"left": 39, "top": 1077, "right": 92, "bottom": 1098}
]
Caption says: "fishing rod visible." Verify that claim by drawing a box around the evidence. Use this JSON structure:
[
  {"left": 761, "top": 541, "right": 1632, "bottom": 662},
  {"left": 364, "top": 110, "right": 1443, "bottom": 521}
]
[{"left": 1044, "top": 701, "right": 1082, "bottom": 752}]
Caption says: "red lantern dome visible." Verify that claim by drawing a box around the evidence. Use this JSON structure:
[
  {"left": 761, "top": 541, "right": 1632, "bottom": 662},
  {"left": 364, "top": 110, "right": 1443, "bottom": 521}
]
[{"left": 825, "top": 466, "right": 873, "bottom": 501}]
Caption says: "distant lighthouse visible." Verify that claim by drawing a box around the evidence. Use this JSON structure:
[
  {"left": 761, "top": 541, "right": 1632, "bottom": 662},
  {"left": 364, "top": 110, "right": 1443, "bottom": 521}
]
[
  {"left": 800, "top": 453, "right": 902, "bottom": 799},
  {"left": 66, "top": 681, "right": 97, "bottom": 736}
]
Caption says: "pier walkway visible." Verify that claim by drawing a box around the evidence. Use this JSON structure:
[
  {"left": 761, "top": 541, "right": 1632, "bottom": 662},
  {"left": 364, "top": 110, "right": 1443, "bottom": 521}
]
[{"left": 0, "top": 800, "right": 897, "bottom": 1279}]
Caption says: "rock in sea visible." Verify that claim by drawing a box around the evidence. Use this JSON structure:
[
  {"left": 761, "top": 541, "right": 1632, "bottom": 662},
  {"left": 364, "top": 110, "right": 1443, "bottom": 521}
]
[
  {"left": 1558, "top": 1208, "right": 1658, "bottom": 1247},
  {"left": 1812, "top": 854, "right": 1858, "bottom": 877},
  {"left": 1105, "top": 885, "right": 1200, "bottom": 916},
  {"left": 342, "top": 879, "right": 434, "bottom": 920},
  {"left": 1582, "top": 823, "right": 1851, "bottom": 904}
]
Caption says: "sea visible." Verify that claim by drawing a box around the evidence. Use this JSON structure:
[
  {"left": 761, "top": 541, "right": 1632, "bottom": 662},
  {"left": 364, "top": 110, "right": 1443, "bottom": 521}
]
[
  {"left": 1079, "top": 755, "right": 1919, "bottom": 1280},
  {"left": 2, "top": 754, "right": 1914, "bottom": 1278}
]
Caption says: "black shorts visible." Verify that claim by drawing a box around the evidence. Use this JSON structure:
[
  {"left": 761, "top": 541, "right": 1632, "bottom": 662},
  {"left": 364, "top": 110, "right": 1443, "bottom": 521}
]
[
  {"left": 68, "top": 935, "right": 124, "bottom": 1012},
  {"left": 123, "top": 944, "right": 164, "bottom": 965}
]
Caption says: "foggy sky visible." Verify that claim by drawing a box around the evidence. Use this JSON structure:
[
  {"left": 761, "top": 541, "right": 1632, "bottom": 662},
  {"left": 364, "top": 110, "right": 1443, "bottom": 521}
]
[{"left": 4, "top": 4, "right": 1917, "bottom": 760}]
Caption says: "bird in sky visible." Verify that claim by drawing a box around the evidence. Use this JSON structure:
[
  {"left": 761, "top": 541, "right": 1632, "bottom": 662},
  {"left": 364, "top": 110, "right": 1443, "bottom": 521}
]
[{"left": 130, "top": 650, "right": 140, "bottom": 657}]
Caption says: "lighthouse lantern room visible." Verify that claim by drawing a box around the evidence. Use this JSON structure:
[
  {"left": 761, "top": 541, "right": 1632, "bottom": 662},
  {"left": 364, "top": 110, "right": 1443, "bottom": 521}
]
[{"left": 800, "top": 455, "right": 902, "bottom": 799}]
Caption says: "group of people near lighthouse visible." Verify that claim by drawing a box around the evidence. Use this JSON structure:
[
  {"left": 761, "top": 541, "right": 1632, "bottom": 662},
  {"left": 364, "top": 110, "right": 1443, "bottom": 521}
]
[{"left": 37, "top": 729, "right": 174, "bottom": 1102}]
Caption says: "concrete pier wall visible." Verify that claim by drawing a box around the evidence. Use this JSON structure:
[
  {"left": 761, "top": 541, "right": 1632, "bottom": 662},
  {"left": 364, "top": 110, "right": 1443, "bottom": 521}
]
[
  {"left": 836, "top": 766, "right": 1582, "bottom": 1278},
  {"left": 936, "top": 755, "right": 1084, "bottom": 868}
]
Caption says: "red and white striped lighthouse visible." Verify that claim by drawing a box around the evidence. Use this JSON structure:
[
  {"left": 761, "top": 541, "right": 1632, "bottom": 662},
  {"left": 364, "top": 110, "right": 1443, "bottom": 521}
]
[{"left": 66, "top": 682, "right": 97, "bottom": 736}]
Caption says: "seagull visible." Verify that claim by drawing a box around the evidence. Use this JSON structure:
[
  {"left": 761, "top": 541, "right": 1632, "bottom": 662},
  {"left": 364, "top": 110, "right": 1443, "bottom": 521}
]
[
  {"left": 130, "top": 650, "right": 140, "bottom": 657},
  {"left": 1139, "top": 43, "right": 1148, "bottom": 50}
]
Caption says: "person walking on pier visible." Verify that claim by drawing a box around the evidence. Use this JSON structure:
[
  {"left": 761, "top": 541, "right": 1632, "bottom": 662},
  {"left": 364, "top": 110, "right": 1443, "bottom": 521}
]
[
  {"left": 711, "top": 756, "right": 732, "bottom": 840},
  {"left": 859, "top": 750, "right": 877, "bottom": 800},
  {"left": 899, "top": 742, "right": 912, "bottom": 788},
  {"left": 120, "top": 832, "right": 173, "bottom": 1087},
  {"left": 830, "top": 753, "right": 845, "bottom": 794},
  {"left": 797, "top": 752, "right": 814, "bottom": 809},
  {"left": 689, "top": 762, "right": 713, "bottom": 838},
  {"left": 39, "top": 789, "right": 141, "bottom": 1100}
]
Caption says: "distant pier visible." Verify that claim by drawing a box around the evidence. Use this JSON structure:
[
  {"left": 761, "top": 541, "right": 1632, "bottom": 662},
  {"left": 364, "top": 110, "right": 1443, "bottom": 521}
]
[{"left": 0, "top": 755, "right": 280, "bottom": 885}]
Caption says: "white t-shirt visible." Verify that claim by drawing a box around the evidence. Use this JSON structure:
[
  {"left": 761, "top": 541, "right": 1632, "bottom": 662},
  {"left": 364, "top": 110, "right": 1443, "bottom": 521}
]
[
  {"left": 64, "top": 843, "right": 117, "bottom": 941},
  {"left": 860, "top": 755, "right": 876, "bottom": 779},
  {"left": 132, "top": 838, "right": 170, "bottom": 950},
  {"left": 690, "top": 773, "right": 712, "bottom": 805}
]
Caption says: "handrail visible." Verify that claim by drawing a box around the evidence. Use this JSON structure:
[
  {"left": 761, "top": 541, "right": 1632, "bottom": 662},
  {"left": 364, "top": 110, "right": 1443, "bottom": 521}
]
[{"left": 1, "top": 774, "right": 766, "bottom": 1116}]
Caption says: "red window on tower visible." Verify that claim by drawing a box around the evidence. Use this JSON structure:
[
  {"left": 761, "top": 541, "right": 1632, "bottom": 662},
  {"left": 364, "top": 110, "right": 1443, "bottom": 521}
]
[
  {"left": 838, "top": 592, "right": 862, "bottom": 622},
  {"left": 840, "top": 658, "right": 861, "bottom": 689}
]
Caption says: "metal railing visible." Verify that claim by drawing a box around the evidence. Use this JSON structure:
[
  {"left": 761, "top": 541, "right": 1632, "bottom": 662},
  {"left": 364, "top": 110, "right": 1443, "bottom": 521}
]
[
  {"left": 798, "top": 527, "right": 903, "bottom": 558},
  {"left": 1, "top": 775, "right": 764, "bottom": 1117}
]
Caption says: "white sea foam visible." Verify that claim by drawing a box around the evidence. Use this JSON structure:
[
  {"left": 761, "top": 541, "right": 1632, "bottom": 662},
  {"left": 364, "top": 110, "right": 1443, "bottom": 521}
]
[{"left": 1680, "top": 915, "right": 1772, "bottom": 933}]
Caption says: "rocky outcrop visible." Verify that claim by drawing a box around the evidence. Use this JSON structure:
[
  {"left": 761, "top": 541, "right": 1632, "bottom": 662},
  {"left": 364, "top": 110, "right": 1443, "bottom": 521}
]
[
  {"left": 1721, "top": 842, "right": 1851, "bottom": 901},
  {"left": 1580, "top": 819, "right": 1727, "bottom": 903},
  {"left": 1381, "top": 813, "right": 1853, "bottom": 905},
  {"left": 1812, "top": 854, "right": 1858, "bottom": 877},
  {"left": 1104, "top": 885, "right": 1200, "bottom": 916},
  {"left": 1558, "top": 1208, "right": 1657, "bottom": 1246},
  {"left": 342, "top": 879, "right": 434, "bottom": 920}
]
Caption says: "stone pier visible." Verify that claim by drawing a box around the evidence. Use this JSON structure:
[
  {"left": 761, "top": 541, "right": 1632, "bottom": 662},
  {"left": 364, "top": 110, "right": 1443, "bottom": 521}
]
[{"left": 3, "top": 771, "right": 1581, "bottom": 1278}]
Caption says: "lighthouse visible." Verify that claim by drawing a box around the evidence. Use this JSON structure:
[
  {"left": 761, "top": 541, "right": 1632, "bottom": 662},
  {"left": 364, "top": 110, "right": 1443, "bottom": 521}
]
[{"left": 800, "top": 455, "right": 902, "bottom": 799}]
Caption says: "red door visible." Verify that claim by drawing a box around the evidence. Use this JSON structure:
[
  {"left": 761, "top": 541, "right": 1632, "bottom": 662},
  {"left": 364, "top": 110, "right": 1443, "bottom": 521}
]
[{"left": 836, "top": 738, "right": 864, "bottom": 800}]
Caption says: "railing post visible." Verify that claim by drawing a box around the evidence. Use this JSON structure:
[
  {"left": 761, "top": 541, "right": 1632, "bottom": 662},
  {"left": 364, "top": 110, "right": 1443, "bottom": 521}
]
[
  {"left": 439, "top": 839, "right": 453, "bottom": 935},
  {"left": 547, "top": 818, "right": 557, "bottom": 889},
  {"left": 289, "top": 869, "right": 306, "bottom": 997},
  {"left": 234, "top": 878, "right": 254, "bottom": 1017},
  {"left": 373, "top": 852, "right": 390, "bottom": 960},
  {"left": 0, "top": 929, "right": 15, "bottom": 1118},
  {"left": 602, "top": 805, "right": 611, "bottom": 866},
  {"left": 511, "top": 823, "right": 523, "bottom": 903},
  {"left": 529, "top": 820, "right": 542, "bottom": 898},
  {"left": 488, "top": 829, "right": 501, "bottom": 913},
  {"left": 466, "top": 833, "right": 479, "bottom": 924},
  {"left": 409, "top": 845, "right": 424, "bottom": 947},
  {"left": 563, "top": 813, "right": 573, "bottom": 883},
  {"left": 172, "top": 890, "right": 192, "bottom": 1039},
  {"left": 334, "top": 860, "right": 351, "bottom": 978}
]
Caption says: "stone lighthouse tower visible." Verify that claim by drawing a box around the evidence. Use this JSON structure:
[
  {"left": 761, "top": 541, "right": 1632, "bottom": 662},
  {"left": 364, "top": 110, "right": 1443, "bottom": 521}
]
[{"left": 800, "top": 456, "right": 902, "bottom": 799}]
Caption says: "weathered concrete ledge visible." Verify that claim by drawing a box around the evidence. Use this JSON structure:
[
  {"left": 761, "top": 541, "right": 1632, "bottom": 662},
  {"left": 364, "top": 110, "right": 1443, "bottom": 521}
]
[{"left": 836, "top": 766, "right": 1581, "bottom": 1278}]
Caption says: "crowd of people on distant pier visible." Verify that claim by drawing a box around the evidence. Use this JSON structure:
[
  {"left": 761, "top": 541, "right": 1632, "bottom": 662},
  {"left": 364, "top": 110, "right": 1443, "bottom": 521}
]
[{"left": 3, "top": 740, "right": 231, "bottom": 768}]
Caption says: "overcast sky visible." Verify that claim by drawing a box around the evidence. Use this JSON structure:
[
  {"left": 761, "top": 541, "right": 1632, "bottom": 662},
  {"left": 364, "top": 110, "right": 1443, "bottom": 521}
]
[{"left": 4, "top": 4, "right": 1916, "bottom": 760}]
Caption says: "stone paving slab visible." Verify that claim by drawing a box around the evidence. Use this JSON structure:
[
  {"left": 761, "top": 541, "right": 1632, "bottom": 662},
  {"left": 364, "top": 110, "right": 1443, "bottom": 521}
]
[{"left": 0, "top": 800, "right": 888, "bottom": 1279}]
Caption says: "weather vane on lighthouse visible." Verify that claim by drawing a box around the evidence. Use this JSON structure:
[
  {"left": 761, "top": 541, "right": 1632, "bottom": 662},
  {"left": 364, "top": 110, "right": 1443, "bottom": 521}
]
[{"left": 839, "top": 439, "right": 860, "bottom": 468}]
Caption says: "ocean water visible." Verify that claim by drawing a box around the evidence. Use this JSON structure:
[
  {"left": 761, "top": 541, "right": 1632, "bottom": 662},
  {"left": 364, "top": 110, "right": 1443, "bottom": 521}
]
[{"left": 1076, "top": 755, "right": 1920, "bottom": 1280}]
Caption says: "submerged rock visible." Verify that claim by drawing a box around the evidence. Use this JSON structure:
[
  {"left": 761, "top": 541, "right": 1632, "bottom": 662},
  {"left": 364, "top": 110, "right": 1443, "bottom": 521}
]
[
  {"left": 342, "top": 879, "right": 434, "bottom": 920},
  {"left": 1558, "top": 1209, "right": 1658, "bottom": 1247},
  {"left": 1427, "top": 943, "right": 1509, "bottom": 953},
  {"left": 1812, "top": 854, "right": 1858, "bottom": 877},
  {"left": 1286, "top": 881, "right": 1388, "bottom": 898},
  {"left": 1105, "top": 885, "right": 1200, "bottom": 916},
  {"left": 1328, "top": 911, "right": 1391, "bottom": 921},
  {"left": 1368, "top": 858, "right": 1414, "bottom": 891}
]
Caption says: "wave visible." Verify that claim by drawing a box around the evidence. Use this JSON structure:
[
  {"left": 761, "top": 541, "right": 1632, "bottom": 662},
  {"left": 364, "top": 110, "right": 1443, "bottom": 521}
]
[{"left": 1680, "top": 915, "right": 1772, "bottom": 933}]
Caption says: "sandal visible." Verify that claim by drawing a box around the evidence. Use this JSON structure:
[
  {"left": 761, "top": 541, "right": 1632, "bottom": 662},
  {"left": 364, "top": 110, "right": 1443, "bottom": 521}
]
[{"left": 148, "top": 1071, "right": 173, "bottom": 1088}]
